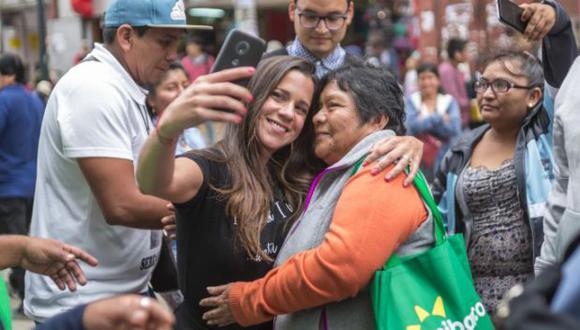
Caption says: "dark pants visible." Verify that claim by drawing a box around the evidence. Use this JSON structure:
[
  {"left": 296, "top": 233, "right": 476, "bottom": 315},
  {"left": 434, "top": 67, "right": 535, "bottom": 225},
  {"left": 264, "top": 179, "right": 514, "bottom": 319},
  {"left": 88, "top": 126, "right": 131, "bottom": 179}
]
[{"left": 0, "top": 197, "right": 33, "bottom": 300}]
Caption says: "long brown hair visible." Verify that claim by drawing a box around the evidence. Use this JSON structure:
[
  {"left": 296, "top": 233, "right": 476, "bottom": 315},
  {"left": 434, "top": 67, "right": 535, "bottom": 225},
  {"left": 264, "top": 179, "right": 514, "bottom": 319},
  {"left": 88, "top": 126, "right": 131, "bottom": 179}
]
[{"left": 200, "top": 56, "right": 320, "bottom": 262}]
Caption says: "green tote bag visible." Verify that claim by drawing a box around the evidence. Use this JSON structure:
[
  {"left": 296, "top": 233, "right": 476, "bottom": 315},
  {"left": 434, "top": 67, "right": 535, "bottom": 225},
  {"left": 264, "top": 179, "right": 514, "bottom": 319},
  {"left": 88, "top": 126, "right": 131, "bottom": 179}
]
[
  {"left": 371, "top": 171, "right": 494, "bottom": 330},
  {"left": 0, "top": 277, "right": 12, "bottom": 330}
]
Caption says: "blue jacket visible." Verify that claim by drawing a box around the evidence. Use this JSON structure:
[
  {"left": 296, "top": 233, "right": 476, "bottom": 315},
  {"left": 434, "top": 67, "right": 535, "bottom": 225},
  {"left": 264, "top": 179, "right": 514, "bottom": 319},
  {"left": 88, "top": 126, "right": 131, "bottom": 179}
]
[{"left": 0, "top": 84, "right": 44, "bottom": 198}]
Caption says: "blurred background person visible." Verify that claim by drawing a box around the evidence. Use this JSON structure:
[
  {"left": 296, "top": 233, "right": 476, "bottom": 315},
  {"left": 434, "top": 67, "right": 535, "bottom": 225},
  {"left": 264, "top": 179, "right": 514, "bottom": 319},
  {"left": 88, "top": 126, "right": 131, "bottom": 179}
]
[
  {"left": 438, "top": 38, "right": 471, "bottom": 129},
  {"left": 181, "top": 35, "right": 215, "bottom": 83},
  {"left": 365, "top": 31, "right": 400, "bottom": 80},
  {"left": 405, "top": 62, "right": 460, "bottom": 182},
  {"left": 181, "top": 36, "right": 219, "bottom": 144},
  {"left": 403, "top": 50, "right": 420, "bottom": 97},
  {"left": 0, "top": 52, "right": 45, "bottom": 315},
  {"left": 147, "top": 62, "right": 207, "bottom": 155}
]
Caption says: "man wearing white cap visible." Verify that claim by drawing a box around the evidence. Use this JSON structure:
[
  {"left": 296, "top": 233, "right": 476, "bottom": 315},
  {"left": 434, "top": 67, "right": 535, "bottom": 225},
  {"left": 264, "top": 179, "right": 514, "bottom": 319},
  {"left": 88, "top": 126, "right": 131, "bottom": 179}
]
[{"left": 25, "top": 0, "right": 253, "bottom": 321}]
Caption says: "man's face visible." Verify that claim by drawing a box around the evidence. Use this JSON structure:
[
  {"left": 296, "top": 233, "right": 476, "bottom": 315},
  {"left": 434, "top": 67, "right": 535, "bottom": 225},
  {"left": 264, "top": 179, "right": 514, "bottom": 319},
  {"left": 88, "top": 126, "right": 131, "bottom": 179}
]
[
  {"left": 289, "top": 0, "right": 353, "bottom": 59},
  {"left": 123, "top": 27, "right": 183, "bottom": 86}
]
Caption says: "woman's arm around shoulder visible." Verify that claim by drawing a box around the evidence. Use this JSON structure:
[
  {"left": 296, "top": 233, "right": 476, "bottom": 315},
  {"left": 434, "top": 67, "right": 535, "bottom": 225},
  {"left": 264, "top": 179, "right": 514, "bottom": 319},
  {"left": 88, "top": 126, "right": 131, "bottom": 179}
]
[{"left": 225, "top": 165, "right": 428, "bottom": 326}]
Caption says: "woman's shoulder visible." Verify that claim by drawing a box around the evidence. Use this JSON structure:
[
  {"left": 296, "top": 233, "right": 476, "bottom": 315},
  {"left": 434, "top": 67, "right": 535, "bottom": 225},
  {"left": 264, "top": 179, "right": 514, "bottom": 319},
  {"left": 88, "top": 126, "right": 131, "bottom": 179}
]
[{"left": 180, "top": 148, "right": 229, "bottom": 177}]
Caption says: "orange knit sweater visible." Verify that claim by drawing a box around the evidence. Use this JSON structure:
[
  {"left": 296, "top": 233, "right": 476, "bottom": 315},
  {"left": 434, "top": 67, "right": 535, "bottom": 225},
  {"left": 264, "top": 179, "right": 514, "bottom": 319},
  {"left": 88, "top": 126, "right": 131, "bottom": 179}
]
[{"left": 228, "top": 165, "right": 428, "bottom": 326}]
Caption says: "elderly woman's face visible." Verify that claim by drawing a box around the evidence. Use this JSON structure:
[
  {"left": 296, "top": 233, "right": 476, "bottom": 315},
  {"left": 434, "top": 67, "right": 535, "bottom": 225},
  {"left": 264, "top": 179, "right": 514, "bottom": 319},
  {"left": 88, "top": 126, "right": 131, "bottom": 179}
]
[
  {"left": 313, "top": 81, "right": 382, "bottom": 165},
  {"left": 477, "top": 60, "right": 541, "bottom": 126}
]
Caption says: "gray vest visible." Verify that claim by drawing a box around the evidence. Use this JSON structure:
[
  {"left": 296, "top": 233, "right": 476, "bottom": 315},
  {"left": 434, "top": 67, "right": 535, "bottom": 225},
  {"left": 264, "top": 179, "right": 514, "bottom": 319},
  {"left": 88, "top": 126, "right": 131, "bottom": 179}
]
[{"left": 274, "top": 130, "right": 435, "bottom": 330}]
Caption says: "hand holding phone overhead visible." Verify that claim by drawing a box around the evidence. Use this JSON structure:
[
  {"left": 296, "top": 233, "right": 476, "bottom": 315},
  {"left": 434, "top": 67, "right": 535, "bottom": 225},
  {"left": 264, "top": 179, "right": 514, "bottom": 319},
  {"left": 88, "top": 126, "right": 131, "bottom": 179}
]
[
  {"left": 519, "top": 2, "right": 557, "bottom": 41},
  {"left": 497, "top": 0, "right": 557, "bottom": 41}
]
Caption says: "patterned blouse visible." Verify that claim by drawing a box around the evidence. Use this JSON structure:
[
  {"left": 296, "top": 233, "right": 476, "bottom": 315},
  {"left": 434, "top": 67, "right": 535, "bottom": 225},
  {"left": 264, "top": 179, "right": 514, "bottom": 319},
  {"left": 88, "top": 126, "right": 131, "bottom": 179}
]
[{"left": 461, "top": 159, "right": 534, "bottom": 313}]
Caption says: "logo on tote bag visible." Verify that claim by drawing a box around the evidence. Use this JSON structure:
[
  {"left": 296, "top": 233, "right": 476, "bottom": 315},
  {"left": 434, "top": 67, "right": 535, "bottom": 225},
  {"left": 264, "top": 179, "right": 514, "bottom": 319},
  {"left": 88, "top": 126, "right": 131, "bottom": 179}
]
[{"left": 406, "top": 296, "right": 487, "bottom": 330}]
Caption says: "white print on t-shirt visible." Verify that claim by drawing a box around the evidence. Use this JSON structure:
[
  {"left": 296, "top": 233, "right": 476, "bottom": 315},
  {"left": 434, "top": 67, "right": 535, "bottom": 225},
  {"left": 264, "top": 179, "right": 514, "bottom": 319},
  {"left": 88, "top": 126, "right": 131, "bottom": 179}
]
[
  {"left": 275, "top": 201, "right": 287, "bottom": 218},
  {"left": 140, "top": 253, "right": 158, "bottom": 271},
  {"left": 266, "top": 212, "right": 274, "bottom": 224},
  {"left": 252, "top": 242, "right": 280, "bottom": 262}
]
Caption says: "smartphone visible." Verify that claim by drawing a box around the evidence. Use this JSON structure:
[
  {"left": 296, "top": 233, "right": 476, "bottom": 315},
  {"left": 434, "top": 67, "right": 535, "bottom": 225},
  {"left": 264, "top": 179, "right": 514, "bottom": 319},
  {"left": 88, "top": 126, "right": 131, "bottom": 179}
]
[
  {"left": 211, "top": 29, "right": 266, "bottom": 87},
  {"left": 497, "top": 0, "right": 527, "bottom": 33}
]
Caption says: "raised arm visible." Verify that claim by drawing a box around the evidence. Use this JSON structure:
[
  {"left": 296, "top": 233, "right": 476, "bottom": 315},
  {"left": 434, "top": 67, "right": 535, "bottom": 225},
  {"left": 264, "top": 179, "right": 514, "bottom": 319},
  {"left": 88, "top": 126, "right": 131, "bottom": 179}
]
[
  {"left": 521, "top": 0, "right": 578, "bottom": 90},
  {"left": 136, "top": 67, "right": 253, "bottom": 203}
]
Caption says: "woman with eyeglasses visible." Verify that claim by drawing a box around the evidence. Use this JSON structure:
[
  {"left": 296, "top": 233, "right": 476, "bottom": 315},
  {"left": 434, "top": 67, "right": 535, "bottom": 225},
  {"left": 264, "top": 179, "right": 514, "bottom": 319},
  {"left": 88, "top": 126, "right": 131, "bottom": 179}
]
[
  {"left": 432, "top": 1, "right": 576, "bottom": 313},
  {"left": 434, "top": 51, "right": 565, "bottom": 314}
]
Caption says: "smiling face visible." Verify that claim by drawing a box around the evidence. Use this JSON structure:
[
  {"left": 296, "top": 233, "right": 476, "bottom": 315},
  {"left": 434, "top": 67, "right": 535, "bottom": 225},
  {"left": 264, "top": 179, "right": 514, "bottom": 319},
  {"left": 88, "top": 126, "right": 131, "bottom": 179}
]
[
  {"left": 477, "top": 60, "right": 541, "bottom": 128},
  {"left": 122, "top": 27, "right": 183, "bottom": 86},
  {"left": 289, "top": 0, "right": 353, "bottom": 59},
  {"left": 256, "top": 70, "right": 315, "bottom": 159},
  {"left": 313, "top": 81, "right": 383, "bottom": 165}
]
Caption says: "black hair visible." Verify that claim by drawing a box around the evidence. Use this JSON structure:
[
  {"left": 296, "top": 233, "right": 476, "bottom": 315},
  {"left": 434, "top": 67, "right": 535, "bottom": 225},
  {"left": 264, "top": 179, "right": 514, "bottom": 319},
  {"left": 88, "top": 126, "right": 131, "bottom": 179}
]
[
  {"left": 315, "top": 63, "right": 406, "bottom": 135},
  {"left": 102, "top": 26, "right": 151, "bottom": 44},
  {"left": 483, "top": 50, "right": 544, "bottom": 87},
  {"left": 0, "top": 53, "right": 26, "bottom": 84},
  {"left": 446, "top": 38, "right": 467, "bottom": 61},
  {"left": 416, "top": 62, "right": 439, "bottom": 77}
]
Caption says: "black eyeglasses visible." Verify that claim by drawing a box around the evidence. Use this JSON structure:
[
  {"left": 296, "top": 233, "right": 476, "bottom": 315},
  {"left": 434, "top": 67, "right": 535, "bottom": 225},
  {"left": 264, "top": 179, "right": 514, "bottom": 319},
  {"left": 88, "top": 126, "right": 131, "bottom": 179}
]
[
  {"left": 295, "top": 8, "right": 348, "bottom": 31},
  {"left": 473, "top": 78, "right": 538, "bottom": 94}
]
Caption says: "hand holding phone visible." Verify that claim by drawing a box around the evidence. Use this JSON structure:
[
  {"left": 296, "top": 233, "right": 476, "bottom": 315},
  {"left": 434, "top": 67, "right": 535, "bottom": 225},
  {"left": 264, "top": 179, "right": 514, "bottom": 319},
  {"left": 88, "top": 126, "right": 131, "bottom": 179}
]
[
  {"left": 497, "top": 0, "right": 527, "bottom": 33},
  {"left": 519, "top": 2, "right": 557, "bottom": 41},
  {"left": 211, "top": 29, "right": 266, "bottom": 87}
]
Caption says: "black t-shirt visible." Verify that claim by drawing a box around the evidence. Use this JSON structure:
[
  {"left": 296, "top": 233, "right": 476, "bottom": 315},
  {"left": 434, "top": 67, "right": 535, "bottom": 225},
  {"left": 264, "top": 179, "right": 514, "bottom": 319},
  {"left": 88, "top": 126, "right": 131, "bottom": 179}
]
[{"left": 174, "top": 151, "right": 292, "bottom": 330}]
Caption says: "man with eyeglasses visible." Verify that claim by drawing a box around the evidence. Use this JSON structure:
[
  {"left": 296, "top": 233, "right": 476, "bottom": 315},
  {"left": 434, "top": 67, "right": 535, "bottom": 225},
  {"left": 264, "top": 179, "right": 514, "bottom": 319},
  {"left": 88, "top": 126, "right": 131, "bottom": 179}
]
[{"left": 264, "top": 0, "right": 357, "bottom": 79}]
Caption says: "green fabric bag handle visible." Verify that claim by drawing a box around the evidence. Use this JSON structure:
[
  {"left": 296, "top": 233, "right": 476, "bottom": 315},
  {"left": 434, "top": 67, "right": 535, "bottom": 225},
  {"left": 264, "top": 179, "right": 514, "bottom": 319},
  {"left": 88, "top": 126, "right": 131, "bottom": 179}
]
[
  {"left": 383, "top": 168, "right": 446, "bottom": 269},
  {"left": 350, "top": 159, "right": 446, "bottom": 268},
  {"left": 409, "top": 169, "right": 446, "bottom": 245}
]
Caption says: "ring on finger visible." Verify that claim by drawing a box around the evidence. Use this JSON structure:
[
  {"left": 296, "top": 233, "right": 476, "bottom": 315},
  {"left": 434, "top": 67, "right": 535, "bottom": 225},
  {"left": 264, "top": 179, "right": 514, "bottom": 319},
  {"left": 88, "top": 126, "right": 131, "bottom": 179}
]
[{"left": 140, "top": 297, "right": 152, "bottom": 308}]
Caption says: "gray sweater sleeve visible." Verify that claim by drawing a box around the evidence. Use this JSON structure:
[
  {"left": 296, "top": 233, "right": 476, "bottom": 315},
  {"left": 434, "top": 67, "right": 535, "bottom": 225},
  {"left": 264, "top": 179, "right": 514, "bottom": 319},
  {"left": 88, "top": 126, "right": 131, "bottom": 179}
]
[
  {"left": 535, "top": 111, "right": 569, "bottom": 274},
  {"left": 536, "top": 58, "right": 580, "bottom": 274}
]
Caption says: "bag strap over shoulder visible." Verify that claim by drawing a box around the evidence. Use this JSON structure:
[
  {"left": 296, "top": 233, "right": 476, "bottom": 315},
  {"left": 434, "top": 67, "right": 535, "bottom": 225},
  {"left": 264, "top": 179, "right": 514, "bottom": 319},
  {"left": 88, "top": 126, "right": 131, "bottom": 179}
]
[
  {"left": 411, "top": 170, "right": 446, "bottom": 244},
  {"left": 383, "top": 168, "right": 446, "bottom": 268}
]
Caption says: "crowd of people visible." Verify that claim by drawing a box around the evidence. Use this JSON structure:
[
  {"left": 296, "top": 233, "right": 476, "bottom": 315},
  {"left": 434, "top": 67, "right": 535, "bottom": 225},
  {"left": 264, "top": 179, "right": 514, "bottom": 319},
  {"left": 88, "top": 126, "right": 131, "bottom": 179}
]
[{"left": 1, "top": 0, "right": 580, "bottom": 329}]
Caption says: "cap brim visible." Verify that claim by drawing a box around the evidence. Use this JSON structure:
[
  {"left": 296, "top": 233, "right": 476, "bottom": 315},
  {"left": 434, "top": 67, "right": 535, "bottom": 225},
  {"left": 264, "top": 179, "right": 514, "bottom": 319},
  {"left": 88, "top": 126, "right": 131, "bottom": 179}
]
[{"left": 147, "top": 24, "right": 213, "bottom": 30}]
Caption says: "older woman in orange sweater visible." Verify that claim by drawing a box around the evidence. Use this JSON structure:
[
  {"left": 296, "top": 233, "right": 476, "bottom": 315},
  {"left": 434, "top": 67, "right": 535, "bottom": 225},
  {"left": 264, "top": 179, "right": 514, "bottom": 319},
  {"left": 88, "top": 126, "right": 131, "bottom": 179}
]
[{"left": 200, "top": 64, "right": 434, "bottom": 330}]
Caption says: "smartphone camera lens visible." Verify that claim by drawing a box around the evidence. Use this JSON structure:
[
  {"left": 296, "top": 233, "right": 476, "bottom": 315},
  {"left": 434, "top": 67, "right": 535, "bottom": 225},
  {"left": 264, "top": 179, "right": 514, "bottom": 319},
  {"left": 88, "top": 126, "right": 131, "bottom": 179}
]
[{"left": 235, "top": 41, "right": 250, "bottom": 56}]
